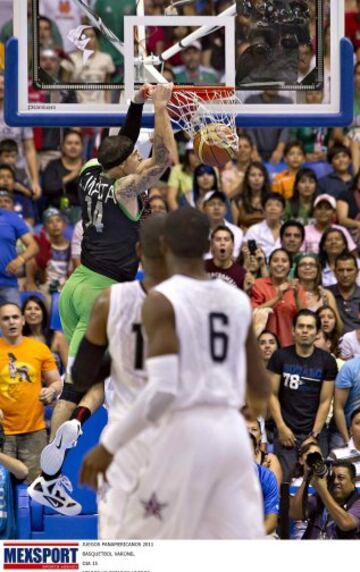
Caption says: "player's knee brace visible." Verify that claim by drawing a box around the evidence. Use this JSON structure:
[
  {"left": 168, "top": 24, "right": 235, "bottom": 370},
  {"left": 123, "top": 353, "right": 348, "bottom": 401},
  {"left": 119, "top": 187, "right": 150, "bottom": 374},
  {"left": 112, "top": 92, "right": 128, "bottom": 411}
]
[{"left": 60, "top": 382, "right": 86, "bottom": 404}]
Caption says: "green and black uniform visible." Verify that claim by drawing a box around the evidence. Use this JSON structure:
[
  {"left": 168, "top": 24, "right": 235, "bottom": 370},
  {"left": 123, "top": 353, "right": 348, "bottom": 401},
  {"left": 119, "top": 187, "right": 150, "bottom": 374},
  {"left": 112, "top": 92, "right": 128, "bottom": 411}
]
[{"left": 59, "top": 101, "right": 144, "bottom": 362}]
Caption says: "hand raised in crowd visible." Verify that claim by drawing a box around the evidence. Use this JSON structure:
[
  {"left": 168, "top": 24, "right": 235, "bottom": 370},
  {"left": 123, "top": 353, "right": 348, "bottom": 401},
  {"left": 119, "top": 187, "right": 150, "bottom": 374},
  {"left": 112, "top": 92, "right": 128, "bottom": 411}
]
[
  {"left": 318, "top": 286, "right": 329, "bottom": 305},
  {"left": 243, "top": 271, "right": 255, "bottom": 292},
  {"left": 291, "top": 278, "right": 300, "bottom": 293},
  {"left": 277, "top": 282, "right": 290, "bottom": 298},
  {"left": 79, "top": 444, "right": 114, "bottom": 491},
  {"left": 269, "top": 148, "right": 283, "bottom": 165},
  {"left": 255, "top": 247, "right": 266, "bottom": 267},
  {"left": 278, "top": 424, "right": 296, "bottom": 448}
]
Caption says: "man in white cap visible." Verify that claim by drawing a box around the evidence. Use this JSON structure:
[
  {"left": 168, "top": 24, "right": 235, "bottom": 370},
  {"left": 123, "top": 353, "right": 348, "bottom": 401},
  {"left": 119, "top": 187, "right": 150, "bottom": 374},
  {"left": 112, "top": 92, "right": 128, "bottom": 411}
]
[{"left": 302, "top": 194, "right": 357, "bottom": 254}]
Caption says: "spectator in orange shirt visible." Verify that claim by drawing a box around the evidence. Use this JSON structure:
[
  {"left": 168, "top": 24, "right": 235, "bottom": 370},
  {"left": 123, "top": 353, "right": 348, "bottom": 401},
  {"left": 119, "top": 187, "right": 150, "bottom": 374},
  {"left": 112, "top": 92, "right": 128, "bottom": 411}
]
[
  {"left": 0, "top": 303, "right": 62, "bottom": 482},
  {"left": 250, "top": 248, "right": 306, "bottom": 347},
  {"left": 272, "top": 141, "right": 306, "bottom": 200}
]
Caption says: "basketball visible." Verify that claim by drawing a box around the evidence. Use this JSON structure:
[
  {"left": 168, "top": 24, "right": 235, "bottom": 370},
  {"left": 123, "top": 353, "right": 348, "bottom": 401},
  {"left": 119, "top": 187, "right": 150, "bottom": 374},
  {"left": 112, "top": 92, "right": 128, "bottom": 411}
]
[{"left": 193, "top": 123, "right": 237, "bottom": 169}]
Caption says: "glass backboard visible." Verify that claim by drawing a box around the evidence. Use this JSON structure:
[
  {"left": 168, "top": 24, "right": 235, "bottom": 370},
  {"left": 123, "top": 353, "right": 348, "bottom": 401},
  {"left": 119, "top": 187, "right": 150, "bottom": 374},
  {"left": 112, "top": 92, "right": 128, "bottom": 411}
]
[{"left": 4, "top": 0, "right": 353, "bottom": 127}]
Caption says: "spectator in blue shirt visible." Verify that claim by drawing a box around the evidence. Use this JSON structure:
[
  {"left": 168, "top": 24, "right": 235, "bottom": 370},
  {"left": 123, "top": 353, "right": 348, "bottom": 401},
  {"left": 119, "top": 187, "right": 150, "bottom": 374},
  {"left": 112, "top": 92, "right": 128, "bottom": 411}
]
[
  {"left": 334, "top": 357, "right": 360, "bottom": 446},
  {"left": 250, "top": 432, "right": 279, "bottom": 535},
  {"left": 256, "top": 462, "right": 279, "bottom": 535},
  {"left": 317, "top": 145, "right": 353, "bottom": 199},
  {"left": 0, "top": 208, "right": 38, "bottom": 305}
]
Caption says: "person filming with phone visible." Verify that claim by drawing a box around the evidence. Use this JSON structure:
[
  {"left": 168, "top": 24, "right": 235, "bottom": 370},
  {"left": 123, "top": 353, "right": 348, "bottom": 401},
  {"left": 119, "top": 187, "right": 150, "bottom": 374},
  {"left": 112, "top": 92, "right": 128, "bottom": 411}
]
[{"left": 289, "top": 453, "right": 360, "bottom": 539}]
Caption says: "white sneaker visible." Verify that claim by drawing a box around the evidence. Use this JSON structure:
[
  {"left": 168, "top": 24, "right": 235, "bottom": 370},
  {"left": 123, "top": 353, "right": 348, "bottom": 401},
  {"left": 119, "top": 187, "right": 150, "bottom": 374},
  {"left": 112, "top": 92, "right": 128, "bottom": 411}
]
[
  {"left": 41, "top": 419, "right": 83, "bottom": 475},
  {"left": 27, "top": 474, "right": 82, "bottom": 516}
]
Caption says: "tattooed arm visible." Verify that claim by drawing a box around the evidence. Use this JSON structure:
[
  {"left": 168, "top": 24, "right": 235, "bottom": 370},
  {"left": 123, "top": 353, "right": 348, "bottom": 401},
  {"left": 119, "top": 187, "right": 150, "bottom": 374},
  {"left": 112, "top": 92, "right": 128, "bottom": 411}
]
[
  {"left": 114, "top": 134, "right": 170, "bottom": 201},
  {"left": 115, "top": 84, "right": 176, "bottom": 204}
]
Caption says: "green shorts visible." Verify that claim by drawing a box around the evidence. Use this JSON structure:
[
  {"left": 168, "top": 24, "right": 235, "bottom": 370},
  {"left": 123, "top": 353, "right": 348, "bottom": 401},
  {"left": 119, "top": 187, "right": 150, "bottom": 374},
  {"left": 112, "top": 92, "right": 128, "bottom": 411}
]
[{"left": 59, "top": 265, "right": 116, "bottom": 359}]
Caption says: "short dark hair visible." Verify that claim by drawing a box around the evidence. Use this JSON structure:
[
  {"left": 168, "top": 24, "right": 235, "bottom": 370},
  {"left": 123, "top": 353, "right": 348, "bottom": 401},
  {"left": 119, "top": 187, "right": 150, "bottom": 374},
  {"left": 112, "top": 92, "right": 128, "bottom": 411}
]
[
  {"left": 350, "top": 407, "right": 360, "bottom": 424},
  {"left": 39, "top": 15, "right": 53, "bottom": 27},
  {"left": 164, "top": 207, "right": 210, "bottom": 258},
  {"left": 280, "top": 220, "right": 305, "bottom": 242},
  {"left": 139, "top": 214, "right": 167, "bottom": 259},
  {"left": 0, "top": 164, "right": 15, "bottom": 179},
  {"left": 268, "top": 248, "right": 290, "bottom": 265},
  {"left": 0, "top": 139, "right": 18, "bottom": 154},
  {"left": 284, "top": 140, "right": 305, "bottom": 157},
  {"left": 211, "top": 225, "right": 234, "bottom": 242},
  {"left": 332, "top": 460, "right": 356, "bottom": 481},
  {"left": 263, "top": 192, "right": 286, "bottom": 210},
  {"left": 63, "top": 129, "right": 83, "bottom": 143},
  {"left": 293, "top": 309, "right": 319, "bottom": 329},
  {"left": 0, "top": 302, "right": 22, "bottom": 314},
  {"left": 258, "top": 330, "right": 280, "bottom": 349},
  {"left": 335, "top": 252, "right": 358, "bottom": 269},
  {"left": 327, "top": 144, "right": 352, "bottom": 164},
  {"left": 97, "top": 135, "right": 135, "bottom": 171}
]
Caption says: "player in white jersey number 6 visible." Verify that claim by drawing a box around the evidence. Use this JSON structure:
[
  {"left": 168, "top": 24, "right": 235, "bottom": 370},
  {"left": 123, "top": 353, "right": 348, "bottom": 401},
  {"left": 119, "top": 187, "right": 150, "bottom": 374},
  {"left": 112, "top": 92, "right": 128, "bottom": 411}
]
[{"left": 77, "top": 207, "right": 271, "bottom": 538}]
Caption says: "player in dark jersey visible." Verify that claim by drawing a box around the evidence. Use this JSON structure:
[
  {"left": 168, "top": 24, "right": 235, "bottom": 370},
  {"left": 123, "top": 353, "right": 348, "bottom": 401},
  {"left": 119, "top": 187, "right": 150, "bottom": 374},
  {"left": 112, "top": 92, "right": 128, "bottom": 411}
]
[{"left": 28, "top": 84, "right": 177, "bottom": 514}]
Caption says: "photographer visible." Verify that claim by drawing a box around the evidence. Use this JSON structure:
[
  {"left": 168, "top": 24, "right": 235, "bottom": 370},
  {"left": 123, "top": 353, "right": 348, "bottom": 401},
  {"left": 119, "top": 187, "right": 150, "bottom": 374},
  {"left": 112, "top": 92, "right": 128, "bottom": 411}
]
[
  {"left": 289, "top": 456, "right": 360, "bottom": 539},
  {"left": 236, "top": 0, "right": 311, "bottom": 87}
]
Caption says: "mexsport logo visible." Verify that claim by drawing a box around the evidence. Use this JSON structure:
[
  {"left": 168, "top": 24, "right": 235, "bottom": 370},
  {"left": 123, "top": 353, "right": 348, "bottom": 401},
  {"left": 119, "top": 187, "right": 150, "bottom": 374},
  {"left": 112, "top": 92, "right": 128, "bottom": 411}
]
[{"left": 3, "top": 542, "right": 79, "bottom": 570}]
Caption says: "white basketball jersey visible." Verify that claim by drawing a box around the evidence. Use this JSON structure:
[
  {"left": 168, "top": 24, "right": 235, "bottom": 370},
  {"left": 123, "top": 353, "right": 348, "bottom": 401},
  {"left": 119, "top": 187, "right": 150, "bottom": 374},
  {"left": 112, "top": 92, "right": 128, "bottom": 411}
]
[
  {"left": 155, "top": 275, "right": 252, "bottom": 409},
  {"left": 107, "top": 281, "right": 147, "bottom": 422}
]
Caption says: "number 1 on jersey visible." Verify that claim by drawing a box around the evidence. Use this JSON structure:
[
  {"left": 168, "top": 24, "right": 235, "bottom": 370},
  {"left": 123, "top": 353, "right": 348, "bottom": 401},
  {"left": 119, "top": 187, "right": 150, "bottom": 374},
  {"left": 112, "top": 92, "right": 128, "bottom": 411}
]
[{"left": 132, "top": 323, "right": 144, "bottom": 370}]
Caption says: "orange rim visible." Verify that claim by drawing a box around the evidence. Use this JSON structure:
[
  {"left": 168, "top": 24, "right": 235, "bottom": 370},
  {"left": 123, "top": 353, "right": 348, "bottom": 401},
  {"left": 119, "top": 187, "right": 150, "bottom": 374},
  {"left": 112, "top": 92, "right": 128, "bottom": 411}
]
[{"left": 171, "top": 85, "right": 234, "bottom": 101}]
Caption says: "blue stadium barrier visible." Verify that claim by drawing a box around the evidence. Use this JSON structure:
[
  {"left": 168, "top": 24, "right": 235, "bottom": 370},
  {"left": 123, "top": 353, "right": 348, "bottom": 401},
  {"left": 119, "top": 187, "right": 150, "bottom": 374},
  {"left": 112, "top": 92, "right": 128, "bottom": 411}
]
[
  {"left": 17, "top": 407, "right": 108, "bottom": 539},
  {"left": 264, "top": 162, "right": 288, "bottom": 181},
  {"left": 303, "top": 161, "right": 333, "bottom": 179}
]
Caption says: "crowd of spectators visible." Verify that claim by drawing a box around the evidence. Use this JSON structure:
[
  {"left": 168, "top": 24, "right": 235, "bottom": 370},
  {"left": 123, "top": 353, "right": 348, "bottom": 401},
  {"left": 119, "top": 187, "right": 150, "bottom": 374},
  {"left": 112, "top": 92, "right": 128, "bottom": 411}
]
[{"left": 0, "top": 0, "right": 360, "bottom": 539}]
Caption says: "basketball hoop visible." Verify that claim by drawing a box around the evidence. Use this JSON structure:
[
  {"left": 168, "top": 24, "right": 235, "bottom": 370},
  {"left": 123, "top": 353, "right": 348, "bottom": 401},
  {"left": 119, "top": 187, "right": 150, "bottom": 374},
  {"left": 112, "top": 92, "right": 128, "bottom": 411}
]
[{"left": 167, "top": 86, "right": 241, "bottom": 152}]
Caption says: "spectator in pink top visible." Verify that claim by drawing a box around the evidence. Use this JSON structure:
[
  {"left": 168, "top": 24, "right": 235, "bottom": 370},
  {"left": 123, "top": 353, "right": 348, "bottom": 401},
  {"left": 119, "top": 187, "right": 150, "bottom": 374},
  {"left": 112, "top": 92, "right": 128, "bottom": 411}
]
[{"left": 302, "top": 194, "right": 357, "bottom": 254}]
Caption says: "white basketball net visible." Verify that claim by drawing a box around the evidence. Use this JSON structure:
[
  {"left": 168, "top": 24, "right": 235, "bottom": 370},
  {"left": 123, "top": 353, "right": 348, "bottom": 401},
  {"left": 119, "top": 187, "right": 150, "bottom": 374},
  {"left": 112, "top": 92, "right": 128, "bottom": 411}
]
[{"left": 167, "top": 88, "right": 241, "bottom": 153}]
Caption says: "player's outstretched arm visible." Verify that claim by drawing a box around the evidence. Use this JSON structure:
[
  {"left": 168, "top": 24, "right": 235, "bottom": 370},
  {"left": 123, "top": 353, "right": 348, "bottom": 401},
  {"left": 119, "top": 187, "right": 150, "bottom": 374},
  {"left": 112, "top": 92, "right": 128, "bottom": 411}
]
[
  {"left": 245, "top": 326, "right": 271, "bottom": 418},
  {"left": 114, "top": 84, "right": 177, "bottom": 201},
  {"left": 72, "top": 289, "right": 111, "bottom": 392},
  {"left": 117, "top": 84, "right": 151, "bottom": 143},
  {"left": 79, "top": 292, "right": 179, "bottom": 491}
]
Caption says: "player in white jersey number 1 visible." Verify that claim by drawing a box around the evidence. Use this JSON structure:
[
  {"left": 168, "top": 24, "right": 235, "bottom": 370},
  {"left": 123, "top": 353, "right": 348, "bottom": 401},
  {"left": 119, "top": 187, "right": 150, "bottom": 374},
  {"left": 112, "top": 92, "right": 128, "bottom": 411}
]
[
  {"left": 77, "top": 207, "right": 271, "bottom": 538},
  {"left": 72, "top": 214, "right": 168, "bottom": 538}
]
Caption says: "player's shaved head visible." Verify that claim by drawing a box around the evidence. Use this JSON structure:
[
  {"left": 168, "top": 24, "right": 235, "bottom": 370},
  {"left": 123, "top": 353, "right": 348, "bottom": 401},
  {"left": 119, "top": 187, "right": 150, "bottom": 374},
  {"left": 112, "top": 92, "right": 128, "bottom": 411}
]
[
  {"left": 164, "top": 207, "right": 210, "bottom": 258},
  {"left": 139, "top": 214, "right": 167, "bottom": 259}
]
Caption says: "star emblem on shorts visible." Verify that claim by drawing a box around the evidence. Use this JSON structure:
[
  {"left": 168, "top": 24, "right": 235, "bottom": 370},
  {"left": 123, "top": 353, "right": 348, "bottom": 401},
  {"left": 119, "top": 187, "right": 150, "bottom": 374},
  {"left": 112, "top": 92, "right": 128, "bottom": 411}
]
[{"left": 141, "top": 493, "right": 168, "bottom": 520}]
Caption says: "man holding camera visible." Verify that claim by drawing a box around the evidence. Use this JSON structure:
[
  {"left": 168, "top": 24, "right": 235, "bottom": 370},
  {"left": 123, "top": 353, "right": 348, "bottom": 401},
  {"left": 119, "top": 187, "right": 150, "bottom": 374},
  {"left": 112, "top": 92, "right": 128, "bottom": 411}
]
[{"left": 290, "top": 459, "right": 360, "bottom": 539}]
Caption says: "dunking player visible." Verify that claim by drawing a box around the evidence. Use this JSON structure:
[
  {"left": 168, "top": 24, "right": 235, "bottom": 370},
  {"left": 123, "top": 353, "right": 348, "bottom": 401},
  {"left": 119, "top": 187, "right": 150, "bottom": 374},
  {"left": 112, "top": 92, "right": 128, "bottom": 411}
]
[
  {"left": 67, "top": 214, "right": 167, "bottom": 537},
  {"left": 28, "top": 84, "right": 177, "bottom": 514},
  {"left": 79, "top": 208, "right": 271, "bottom": 538}
]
